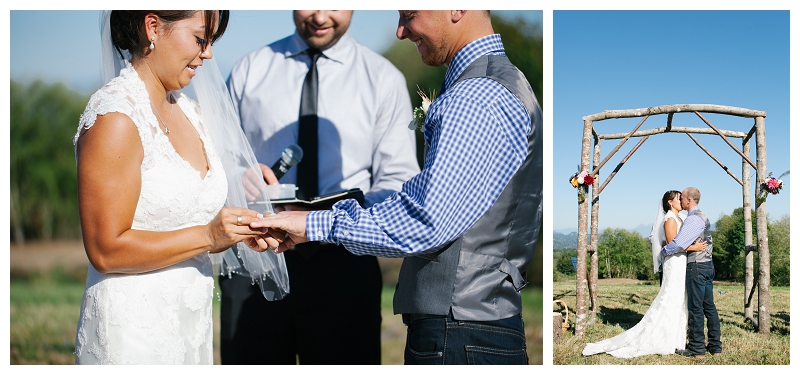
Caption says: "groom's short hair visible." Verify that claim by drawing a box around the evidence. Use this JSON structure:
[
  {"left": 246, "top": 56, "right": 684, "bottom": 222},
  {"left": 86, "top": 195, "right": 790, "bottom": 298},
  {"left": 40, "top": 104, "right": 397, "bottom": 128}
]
[{"left": 684, "top": 187, "right": 701, "bottom": 204}]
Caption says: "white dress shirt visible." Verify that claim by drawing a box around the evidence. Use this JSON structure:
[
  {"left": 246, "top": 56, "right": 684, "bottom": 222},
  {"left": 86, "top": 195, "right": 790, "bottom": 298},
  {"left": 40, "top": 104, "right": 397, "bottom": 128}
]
[{"left": 228, "top": 32, "right": 419, "bottom": 207}]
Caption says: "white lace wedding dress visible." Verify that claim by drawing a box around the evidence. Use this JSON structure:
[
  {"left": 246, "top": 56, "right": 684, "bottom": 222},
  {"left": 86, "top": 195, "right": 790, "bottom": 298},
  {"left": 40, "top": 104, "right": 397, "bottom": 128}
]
[
  {"left": 73, "top": 63, "right": 227, "bottom": 364},
  {"left": 582, "top": 210, "right": 688, "bottom": 358}
]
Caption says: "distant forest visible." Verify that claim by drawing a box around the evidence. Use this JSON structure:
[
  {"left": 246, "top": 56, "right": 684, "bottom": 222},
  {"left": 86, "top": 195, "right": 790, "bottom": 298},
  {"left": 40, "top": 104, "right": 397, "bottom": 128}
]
[{"left": 553, "top": 209, "right": 790, "bottom": 286}]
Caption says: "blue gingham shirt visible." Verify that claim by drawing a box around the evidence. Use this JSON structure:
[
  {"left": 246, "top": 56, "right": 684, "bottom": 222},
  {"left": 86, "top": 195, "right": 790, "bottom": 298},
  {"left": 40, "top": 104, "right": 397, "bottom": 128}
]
[
  {"left": 662, "top": 206, "right": 706, "bottom": 256},
  {"left": 306, "top": 34, "right": 532, "bottom": 258}
]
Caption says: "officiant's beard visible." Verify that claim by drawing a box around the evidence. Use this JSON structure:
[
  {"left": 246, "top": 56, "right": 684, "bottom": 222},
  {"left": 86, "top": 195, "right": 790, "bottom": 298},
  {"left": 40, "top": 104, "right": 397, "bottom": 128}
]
[{"left": 294, "top": 10, "right": 353, "bottom": 50}]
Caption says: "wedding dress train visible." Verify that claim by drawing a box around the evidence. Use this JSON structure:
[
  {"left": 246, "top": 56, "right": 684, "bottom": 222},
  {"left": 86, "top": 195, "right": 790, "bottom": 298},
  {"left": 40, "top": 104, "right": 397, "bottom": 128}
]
[{"left": 582, "top": 210, "right": 688, "bottom": 358}]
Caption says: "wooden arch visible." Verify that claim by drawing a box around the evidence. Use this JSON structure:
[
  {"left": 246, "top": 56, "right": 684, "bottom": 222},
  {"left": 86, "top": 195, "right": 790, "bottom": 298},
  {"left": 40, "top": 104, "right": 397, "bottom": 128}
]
[{"left": 573, "top": 104, "right": 771, "bottom": 338}]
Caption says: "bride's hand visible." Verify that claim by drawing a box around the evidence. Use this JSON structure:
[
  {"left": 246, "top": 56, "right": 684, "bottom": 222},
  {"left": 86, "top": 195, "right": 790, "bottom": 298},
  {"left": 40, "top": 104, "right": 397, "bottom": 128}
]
[
  {"left": 686, "top": 239, "right": 707, "bottom": 252},
  {"left": 249, "top": 211, "right": 310, "bottom": 253},
  {"left": 204, "top": 207, "right": 279, "bottom": 253},
  {"left": 243, "top": 225, "right": 287, "bottom": 252}
]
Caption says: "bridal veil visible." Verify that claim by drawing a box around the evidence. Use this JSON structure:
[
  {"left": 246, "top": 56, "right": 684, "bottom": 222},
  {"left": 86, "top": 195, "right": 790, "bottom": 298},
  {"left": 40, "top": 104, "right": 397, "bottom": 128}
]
[
  {"left": 99, "top": 10, "right": 289, "bottom": 300},
  {"left": 648, "top": 200, "right": 666, "bottom": 274}
]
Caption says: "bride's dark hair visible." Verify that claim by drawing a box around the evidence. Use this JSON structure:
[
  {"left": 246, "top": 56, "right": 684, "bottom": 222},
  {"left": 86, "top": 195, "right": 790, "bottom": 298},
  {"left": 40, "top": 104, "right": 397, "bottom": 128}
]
[
  {"left": 661, "top": 190, "right": 681, "bottom": 213},
  {"left": 110, "top": 11, "right": 230, "bottom": 62}
]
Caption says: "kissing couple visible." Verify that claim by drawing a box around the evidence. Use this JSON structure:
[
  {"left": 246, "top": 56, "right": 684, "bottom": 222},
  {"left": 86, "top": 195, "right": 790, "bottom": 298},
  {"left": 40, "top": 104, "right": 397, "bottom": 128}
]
[{"left": 583, "top": 187, "right": 722, "bottom": 359}]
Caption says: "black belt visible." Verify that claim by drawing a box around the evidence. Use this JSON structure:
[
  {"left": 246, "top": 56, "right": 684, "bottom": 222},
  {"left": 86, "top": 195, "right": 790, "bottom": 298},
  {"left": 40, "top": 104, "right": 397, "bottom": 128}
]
[{"left": 402, "top": 313, "right": 447, "bottom": 325}]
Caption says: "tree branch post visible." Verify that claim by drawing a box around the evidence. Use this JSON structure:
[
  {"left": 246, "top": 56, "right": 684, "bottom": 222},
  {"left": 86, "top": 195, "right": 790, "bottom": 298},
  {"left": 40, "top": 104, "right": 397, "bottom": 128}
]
[
  {"left": 742, "top": 139, "right": 755, "bottom": 325},
  {"left": 755, "top": 116, "right": 770, "bottom": 334},
  {"left": 589, "top": 137, "right": 600, "bottom": 324},
  {"left": 575, "top": 119, "right": 593, "bottom": 338}
]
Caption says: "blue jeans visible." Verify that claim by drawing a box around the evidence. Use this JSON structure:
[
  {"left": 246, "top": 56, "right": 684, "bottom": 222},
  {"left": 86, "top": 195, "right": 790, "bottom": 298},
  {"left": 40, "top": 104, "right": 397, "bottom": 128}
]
[
  {"left": 404, "top": 313, "right": 528, "bottom": 365},
  {"left": 686, "top": 261, "right": 722, "bottom": 354}
]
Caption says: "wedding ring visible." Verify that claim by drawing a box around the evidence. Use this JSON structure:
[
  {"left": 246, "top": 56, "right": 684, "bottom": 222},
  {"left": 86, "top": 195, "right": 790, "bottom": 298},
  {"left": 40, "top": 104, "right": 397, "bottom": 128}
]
[{"left": 237, "top": 215, "right": 242, "bottom": 226}]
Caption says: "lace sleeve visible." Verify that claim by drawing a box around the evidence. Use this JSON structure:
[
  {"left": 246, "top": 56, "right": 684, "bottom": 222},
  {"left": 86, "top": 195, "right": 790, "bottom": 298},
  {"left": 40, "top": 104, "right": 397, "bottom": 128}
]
[
  {"left": 664, "top": 210, "right": 678, "bottom": 224},
  {"left": 74, "top": 83, "right": 136, "bottom": 147}
]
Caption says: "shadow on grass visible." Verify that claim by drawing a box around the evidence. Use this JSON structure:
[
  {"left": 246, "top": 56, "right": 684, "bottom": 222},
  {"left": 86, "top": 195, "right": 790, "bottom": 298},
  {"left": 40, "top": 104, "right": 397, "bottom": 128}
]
[
  {"left": 597, "top": 306, "right": 643, "bottom": 329},
  {"left": 771, "top": 312, "right": 790, "bottom": 335},
  {"left": 553, "top": 290, "right": 574, "bottom": 300}
]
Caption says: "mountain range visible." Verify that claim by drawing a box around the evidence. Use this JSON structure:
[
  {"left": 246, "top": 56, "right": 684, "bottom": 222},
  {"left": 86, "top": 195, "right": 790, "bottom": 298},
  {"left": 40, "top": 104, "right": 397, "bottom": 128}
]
[{"left": 553, "top": 224, "right": 652, "bottom": 249}]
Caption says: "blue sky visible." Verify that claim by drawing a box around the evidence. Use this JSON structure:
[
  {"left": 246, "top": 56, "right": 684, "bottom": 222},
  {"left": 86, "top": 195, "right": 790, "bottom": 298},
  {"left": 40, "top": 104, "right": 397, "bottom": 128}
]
[
  {"left": 553, "top": 10, "right": 790, "bottom": 232},
  {"left": 10, "top": 10, "right": 542, "bottom": 95}
]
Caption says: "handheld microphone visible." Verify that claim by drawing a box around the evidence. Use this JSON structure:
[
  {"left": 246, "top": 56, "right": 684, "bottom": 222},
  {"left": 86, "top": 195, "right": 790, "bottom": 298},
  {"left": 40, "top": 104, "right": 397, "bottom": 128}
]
[{"left": 270, "top": 144, "right": 304, "bottom": 181}]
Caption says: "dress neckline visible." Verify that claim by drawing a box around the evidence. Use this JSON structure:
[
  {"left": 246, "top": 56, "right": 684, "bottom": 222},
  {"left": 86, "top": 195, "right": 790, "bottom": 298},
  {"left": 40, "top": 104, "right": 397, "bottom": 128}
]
[
  {"left": 123, "top": 63, "right": 213, "bottom": 181},
  {"left": 171, "top": 96, "right": 212, "bottom": 181}
]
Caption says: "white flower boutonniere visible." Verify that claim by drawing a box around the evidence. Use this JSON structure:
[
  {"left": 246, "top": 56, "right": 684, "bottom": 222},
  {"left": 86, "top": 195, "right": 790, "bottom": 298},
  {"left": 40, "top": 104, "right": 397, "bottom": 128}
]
[{"left": 409, "top": 85, "right": 437, "bottom": 131}]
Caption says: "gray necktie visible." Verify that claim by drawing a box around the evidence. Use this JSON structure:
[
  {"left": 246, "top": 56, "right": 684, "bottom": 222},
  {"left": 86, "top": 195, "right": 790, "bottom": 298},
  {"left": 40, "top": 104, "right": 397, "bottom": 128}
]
[
  {"left": 296, "top": 48, "right": 321, "bottom": 201},
  {"left": 294, "top": 48, "right": 322, "bottom": 259}
]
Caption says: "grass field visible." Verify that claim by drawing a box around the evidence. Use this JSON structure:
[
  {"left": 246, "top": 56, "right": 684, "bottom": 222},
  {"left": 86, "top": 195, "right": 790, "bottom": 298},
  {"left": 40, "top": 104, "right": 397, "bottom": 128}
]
[
  {"left": 10, "top": 266, "right": 542, "bottom": 365},
  {"left": 552, "top": 280, "right": 790, "bottom": 365}
]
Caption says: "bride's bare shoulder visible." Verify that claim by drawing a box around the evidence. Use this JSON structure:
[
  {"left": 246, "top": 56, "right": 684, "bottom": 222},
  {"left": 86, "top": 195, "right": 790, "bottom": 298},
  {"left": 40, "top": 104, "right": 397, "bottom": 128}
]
[{"left": 76, "top": 112, "right": 143, "bottom": 162}]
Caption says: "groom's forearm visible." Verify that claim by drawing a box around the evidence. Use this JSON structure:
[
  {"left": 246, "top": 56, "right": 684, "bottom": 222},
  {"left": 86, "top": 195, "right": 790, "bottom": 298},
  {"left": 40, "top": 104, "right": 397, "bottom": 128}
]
[{"left": 662, "top": 216, "right": 705, "bottom": 256}]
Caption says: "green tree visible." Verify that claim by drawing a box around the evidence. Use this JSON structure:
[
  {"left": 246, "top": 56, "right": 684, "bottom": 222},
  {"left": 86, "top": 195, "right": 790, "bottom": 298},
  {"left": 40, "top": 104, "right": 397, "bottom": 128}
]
[
  {"left": 597, "top": 228, "right": 652, "bottom": 280},
  {"left": 10, "top": 80, "right": 88, "bottom": 243},
  {"left": 768, "top": 215, "right": 790, "bottom": 286},
  {"left": 554, "top": 248, "right": 577, "bottom": 276},
  {"left": 712, "top": 208, "right": 790, "bottom": 286},
  {"left": 711, "top": 207, "right": 752, "bottom": 280}
]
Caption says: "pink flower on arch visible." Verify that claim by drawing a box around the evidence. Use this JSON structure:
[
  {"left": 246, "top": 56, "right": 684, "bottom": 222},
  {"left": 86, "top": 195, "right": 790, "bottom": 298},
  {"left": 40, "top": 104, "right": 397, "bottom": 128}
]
[{"left": 767, "top": 177, "right": 779, "bottom": 190}]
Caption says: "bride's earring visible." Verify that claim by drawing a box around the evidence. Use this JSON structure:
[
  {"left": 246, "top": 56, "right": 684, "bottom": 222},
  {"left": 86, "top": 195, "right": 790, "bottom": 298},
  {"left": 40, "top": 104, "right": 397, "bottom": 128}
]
[{"left": 149, "top": 36, "right": 155, "bottom": 50}]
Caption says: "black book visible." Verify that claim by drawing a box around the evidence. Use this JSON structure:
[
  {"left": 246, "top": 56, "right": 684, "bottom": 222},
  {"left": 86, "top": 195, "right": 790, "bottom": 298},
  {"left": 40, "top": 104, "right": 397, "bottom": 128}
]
[{"left": 268, "top": 188, "right": 365, "bottom": 208}]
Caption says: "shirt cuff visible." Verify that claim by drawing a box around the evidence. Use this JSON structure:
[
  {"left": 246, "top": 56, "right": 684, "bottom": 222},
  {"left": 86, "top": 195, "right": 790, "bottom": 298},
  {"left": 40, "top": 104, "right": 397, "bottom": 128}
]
[
  {"left": 306, "top": 210, "right": 333, "bottom": 242},
  {"left": 662, "top": 244, "right": 682, "bottom": 256}
]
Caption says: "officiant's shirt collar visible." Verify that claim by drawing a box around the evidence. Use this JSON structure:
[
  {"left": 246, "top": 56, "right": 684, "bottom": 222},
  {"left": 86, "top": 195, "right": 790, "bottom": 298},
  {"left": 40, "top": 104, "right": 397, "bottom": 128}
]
[{"left": 287, "top": 30, "right": 351, "bottom": 65}]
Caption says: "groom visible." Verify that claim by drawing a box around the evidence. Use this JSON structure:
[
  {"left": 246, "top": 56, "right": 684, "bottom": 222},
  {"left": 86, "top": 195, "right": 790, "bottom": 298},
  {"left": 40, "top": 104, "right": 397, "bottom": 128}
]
[
  {"left": 661, "top": 187, "right": 722, "bottom": 358},
  {"left": 252, "top": 10, "right": 541, "bottom": 364}
]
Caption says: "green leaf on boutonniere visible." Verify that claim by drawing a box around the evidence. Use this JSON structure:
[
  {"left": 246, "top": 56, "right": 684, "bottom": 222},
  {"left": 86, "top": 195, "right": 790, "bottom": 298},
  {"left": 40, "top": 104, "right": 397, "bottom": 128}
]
[{"left": 409, "top": 85, "right": 436, "bottom": 132}]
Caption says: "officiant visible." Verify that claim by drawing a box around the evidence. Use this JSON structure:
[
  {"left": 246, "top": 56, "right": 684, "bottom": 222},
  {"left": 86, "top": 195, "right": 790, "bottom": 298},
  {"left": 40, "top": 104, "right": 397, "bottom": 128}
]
[
  {"left": 221, "top": 10, "right": 419, "bottom": 365},
  {"left": 252, "top": 10, "right": 542, "bottom": 365}
]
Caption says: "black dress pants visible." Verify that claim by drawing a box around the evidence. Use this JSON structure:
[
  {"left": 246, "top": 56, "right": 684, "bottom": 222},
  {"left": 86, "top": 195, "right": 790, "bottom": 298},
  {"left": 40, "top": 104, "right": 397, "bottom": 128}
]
[{"left": 220, "top": 244, "right": 382, "bottom": 364}]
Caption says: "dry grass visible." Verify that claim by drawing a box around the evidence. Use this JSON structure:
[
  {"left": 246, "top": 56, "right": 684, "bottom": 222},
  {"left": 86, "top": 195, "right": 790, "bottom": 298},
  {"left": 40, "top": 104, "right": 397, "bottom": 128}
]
[
  {"left": 10, "top": 267, "right": 85, "bottom": 364},
  {"left": 552, "top": 280, "right": 790, "bottom": 365},
  {"left": 10, "top": 265, "right": 542, "bottom": 365}
]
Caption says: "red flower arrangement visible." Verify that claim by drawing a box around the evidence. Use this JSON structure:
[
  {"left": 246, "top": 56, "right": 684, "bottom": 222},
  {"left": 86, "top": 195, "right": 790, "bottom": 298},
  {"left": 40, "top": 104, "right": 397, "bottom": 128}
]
[{"left": 569, "top": 170, "right": 594, "bottom": 203}]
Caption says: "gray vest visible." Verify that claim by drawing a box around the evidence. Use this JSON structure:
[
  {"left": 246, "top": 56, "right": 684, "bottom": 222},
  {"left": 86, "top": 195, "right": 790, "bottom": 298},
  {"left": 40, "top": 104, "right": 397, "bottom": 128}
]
[
  {"left": 393, "top": 55, "right": 542, "bottom": 321},
  {"left": 687, "top": 208, "right": 714, "bottom": 263}
]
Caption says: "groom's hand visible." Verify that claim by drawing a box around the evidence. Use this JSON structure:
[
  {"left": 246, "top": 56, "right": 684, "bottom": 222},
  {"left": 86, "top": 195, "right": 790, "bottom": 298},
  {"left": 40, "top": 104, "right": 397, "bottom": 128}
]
[
  {"left": 250, "top": 211, "right": 310, "bottom": 253},
  {"left": 686, "top": 239, "right": 707, "bottom": 252}
]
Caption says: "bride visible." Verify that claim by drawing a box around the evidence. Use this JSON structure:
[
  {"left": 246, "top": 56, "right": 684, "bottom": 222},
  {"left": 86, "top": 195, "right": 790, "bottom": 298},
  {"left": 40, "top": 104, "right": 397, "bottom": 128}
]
[
  {"left": 582, "top": 190, "right": 705, "bottom": 358},
  {"left": 73, "top": 11, "right": 286, "bottom": 364}
]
